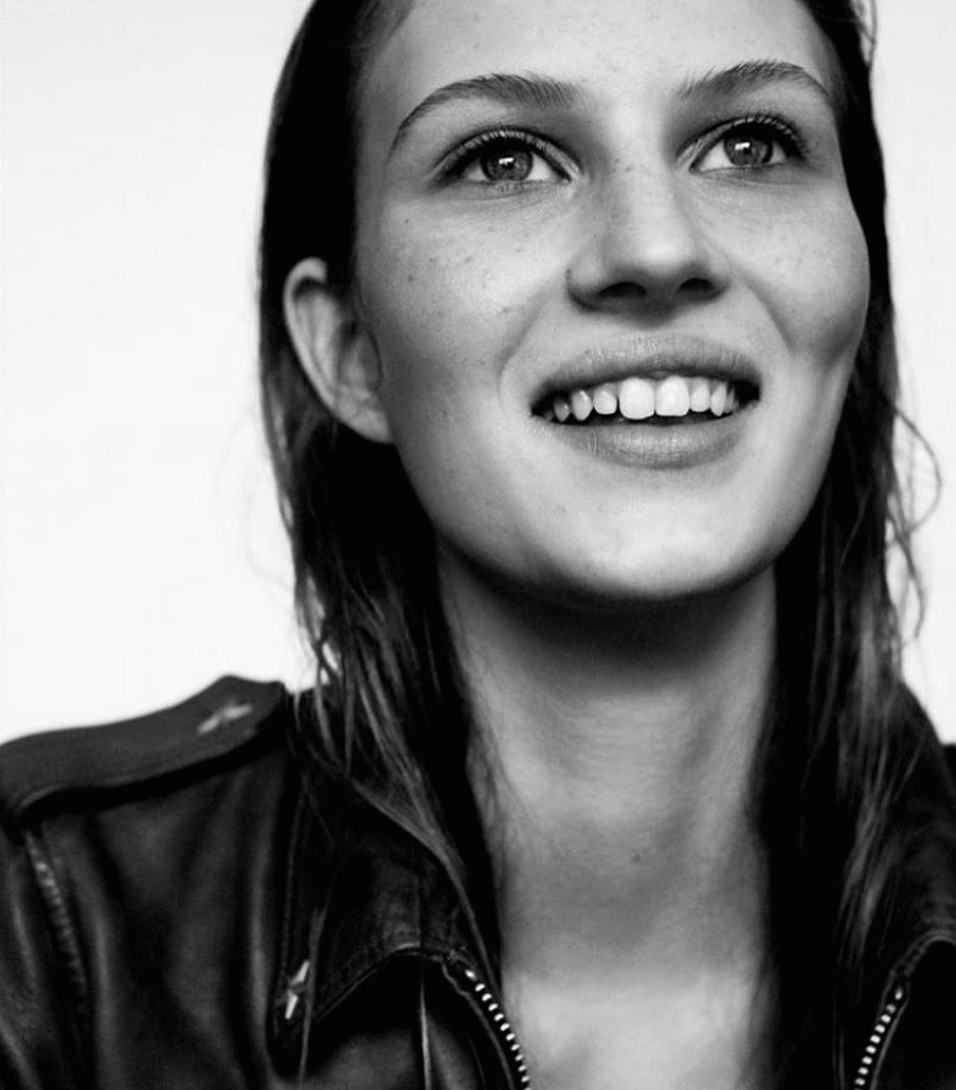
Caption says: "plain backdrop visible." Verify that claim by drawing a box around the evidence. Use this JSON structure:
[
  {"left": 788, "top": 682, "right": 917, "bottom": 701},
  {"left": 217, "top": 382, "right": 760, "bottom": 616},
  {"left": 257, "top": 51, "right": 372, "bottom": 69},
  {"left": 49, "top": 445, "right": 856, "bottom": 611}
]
[{"left": 2, "top": 0, "right": 954, "bottom": 742}]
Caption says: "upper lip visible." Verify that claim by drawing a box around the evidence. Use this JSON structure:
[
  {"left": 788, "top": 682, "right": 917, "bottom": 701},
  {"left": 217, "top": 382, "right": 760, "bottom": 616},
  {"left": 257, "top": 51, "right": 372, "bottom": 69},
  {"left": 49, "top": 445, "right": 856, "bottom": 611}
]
[{"left": 531, "top": 334, "right": 762, "bottom": 404}]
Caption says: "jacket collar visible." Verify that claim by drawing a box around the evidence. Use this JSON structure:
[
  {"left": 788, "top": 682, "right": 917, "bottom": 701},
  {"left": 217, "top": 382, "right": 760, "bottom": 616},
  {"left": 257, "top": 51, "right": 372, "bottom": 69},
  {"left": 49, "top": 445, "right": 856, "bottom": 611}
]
[
  {"left": 269, "top": 775, "right": 492, "bottom": 1071},
  {"left": 268, "top": 701, "right": 956, "bottom": 1077},
  {"left": 846, "top": 708, "right": 956, "bottom": 1083}
]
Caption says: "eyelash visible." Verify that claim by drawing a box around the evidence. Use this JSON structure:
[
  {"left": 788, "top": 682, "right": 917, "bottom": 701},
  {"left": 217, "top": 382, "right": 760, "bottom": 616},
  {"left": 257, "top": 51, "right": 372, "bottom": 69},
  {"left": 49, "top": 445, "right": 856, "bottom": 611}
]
[
  {"left": 690, "top": 113, "right": 807, "bottom": 168},
  {"left": 441, "top": 127, "right": 569, "bottom": 184},
  {"left": 440, "top": 112, "right": 808, "bottom": 187}
]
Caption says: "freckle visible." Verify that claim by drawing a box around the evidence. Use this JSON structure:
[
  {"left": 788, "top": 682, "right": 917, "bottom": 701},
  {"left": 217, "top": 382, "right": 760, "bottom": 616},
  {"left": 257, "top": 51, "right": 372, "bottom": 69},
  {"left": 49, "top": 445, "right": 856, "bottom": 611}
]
[{"left": 630, "top": 853, "right": 642, "bottom": 865}]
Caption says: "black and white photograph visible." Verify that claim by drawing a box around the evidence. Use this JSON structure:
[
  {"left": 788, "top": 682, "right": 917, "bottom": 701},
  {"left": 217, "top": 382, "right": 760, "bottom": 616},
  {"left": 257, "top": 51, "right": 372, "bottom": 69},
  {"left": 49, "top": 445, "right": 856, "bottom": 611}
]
[{"left": 2, "top": 1, "right": 956, "bottom": 1087}]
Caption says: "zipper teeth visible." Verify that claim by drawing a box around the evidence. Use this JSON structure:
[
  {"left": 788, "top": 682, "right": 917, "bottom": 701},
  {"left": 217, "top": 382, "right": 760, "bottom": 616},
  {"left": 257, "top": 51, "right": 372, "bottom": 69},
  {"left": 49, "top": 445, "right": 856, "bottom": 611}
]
[
  {"left": 458, "top": 965, "right": 533, "bottom": 1090},
  {"left": 851, "top": 983, "right": 907, "bottom": 1090},
  {"left": 455, "top": 965, "right": 909, "bottom": 1090}
]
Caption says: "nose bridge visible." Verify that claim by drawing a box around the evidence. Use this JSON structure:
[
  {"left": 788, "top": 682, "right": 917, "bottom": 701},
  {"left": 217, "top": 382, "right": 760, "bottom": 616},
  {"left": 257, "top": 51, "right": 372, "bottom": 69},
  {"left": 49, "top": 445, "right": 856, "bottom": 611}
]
[
  {"left": 609, "top": 156, "right": 697, "bottom": 252},
  {"left": 568, "top": 150, "right": 726, "bottom": 308}
]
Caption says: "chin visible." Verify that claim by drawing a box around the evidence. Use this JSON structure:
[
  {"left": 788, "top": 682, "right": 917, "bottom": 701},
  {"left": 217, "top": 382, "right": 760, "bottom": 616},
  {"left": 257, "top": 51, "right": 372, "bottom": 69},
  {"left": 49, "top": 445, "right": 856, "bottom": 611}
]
[{"left": 516, "top": 548, "right": 777, "bottom": 619}]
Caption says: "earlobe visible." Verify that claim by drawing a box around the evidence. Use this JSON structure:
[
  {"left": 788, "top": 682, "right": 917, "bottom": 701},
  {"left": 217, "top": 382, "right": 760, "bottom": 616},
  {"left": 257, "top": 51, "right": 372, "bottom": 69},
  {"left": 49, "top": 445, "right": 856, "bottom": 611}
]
[{"left": 282, "top": 257, "right": 393, "bottom": 444}]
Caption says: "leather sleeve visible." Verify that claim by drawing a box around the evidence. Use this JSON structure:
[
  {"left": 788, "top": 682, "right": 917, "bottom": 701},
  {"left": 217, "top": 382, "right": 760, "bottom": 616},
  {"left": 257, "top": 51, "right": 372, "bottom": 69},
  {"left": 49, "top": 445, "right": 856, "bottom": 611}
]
[{"left": 0, "top": 818, "right": 88, "bottom": 1089}]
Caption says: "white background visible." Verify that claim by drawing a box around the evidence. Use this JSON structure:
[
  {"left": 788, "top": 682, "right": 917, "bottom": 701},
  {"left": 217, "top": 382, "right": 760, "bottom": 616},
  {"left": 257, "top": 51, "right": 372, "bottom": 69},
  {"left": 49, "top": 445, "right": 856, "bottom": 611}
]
[{"left": 2, "top": 0, "right": 954, "bottom": 741}]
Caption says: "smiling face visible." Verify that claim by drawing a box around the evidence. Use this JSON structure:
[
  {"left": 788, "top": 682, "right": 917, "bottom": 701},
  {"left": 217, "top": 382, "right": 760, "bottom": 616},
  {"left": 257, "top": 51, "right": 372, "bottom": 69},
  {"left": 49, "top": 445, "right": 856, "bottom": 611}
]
[{"left": 302, "top": 0, "right": 870, "bottom": 609}]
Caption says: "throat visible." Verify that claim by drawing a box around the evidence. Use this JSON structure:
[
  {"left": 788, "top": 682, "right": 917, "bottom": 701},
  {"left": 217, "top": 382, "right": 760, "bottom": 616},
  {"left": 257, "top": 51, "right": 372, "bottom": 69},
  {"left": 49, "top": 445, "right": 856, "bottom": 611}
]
[
  {"left": 494, "top": 780, "right": 767, "bottom": 980},
  {"left": 503, "top": 959, "right": 771, "bottom": 1090}
]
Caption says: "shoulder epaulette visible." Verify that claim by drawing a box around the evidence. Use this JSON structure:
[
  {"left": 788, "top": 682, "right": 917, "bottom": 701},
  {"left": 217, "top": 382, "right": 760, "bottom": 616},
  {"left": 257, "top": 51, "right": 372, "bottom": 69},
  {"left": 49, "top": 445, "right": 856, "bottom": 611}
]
[{"left": 0, "top": 675, "right": 289, "bottom": 822}]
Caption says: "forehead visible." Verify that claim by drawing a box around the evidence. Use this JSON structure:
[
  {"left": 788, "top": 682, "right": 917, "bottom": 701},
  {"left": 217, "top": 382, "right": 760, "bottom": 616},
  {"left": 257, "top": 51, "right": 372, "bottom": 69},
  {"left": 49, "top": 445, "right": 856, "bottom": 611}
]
[{"left": 361, "top": 0, "right": 835, "bottom": 136}]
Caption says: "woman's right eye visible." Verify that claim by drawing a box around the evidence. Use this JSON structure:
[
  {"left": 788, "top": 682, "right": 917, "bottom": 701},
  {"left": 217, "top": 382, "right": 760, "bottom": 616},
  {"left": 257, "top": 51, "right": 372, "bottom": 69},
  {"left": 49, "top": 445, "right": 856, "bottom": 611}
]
[{"left": 447, "top": 133, "right": 567, "bottom": 187}]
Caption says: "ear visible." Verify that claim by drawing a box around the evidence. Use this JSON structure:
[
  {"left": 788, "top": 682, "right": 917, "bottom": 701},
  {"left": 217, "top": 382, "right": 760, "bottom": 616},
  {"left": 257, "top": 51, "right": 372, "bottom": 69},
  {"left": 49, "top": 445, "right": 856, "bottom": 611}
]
[{"left": 283, "top": 257, "right": 393, "bottom": 444}]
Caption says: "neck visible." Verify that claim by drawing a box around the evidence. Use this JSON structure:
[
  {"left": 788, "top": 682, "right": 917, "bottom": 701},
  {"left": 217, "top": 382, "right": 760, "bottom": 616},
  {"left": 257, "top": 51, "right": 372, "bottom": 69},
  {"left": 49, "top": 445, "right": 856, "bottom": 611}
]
[{"left": 441, "top": 557, "right": 775, "bottom": 986}]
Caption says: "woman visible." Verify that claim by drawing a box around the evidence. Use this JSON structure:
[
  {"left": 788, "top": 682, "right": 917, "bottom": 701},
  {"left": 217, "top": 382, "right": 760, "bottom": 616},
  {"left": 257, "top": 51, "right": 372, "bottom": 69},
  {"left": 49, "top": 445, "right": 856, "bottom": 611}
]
[{"left": 1, "top": 0, "right": 954, "bottom": 1088}]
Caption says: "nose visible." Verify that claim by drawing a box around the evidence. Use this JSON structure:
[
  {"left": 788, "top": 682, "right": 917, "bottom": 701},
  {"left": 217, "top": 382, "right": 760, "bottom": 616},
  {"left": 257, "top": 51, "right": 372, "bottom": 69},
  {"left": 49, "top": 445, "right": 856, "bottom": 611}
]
[{"left": 566, "top": 165, "right": 729, "bottom": 313}]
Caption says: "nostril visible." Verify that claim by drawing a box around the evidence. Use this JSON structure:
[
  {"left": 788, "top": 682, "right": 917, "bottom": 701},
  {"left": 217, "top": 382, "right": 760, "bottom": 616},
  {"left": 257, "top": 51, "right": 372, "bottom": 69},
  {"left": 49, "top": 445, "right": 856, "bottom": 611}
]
[
  {"left": 587, "top": 274, "right": 718, "bottom": 311},
  {"left": 565, "top": 203, "right": 731, "bottom": 311},
  {"left": 599, "top": 282, "right": 650, "bottom": 303}
]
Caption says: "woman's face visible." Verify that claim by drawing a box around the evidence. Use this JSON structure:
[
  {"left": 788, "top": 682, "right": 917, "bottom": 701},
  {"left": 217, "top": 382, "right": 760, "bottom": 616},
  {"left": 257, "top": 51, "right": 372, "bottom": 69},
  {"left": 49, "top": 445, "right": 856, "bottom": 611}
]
[{"left": 348, "top": 0, "right": 868, "bottom": 607}]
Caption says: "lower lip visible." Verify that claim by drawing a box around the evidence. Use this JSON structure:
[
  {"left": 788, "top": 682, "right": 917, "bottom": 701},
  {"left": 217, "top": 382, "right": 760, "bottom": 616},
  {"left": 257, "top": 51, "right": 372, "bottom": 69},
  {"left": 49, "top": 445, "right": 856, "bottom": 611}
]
[{"left": 545, "top": 408, "right": 751, "bottom": 469}]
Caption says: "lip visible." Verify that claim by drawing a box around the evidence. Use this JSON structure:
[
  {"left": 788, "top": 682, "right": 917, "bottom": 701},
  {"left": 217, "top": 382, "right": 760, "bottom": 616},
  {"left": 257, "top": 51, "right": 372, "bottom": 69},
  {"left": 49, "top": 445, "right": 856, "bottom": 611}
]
[
  {"left": 531, "top": 333, "right": 762, "bottom": 405},
  {"left": 544, "top": 405, "right": 752, "bottom": 470},
  {"left": 527, "top": 333, "right": 760, "bottom": 469}
]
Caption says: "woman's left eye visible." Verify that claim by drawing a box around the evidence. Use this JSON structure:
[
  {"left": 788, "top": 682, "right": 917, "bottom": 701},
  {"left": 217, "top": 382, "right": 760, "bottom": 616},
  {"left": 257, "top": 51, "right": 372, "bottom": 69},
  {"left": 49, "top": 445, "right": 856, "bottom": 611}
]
[
  {"left": 694, "top": 120, "right": 800, "bottom": 172},
  {"left": 449, "top": 134, "right": 566, "bottom": 186}
]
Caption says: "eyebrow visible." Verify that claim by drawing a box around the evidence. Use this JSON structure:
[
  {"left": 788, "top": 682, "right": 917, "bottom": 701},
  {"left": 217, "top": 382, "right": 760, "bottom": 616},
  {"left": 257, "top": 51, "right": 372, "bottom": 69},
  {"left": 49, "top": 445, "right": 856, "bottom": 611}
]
[
  {"left": 389, "top": 59, "right": 836, "bottom": 156},
  {"left": 679, "top": 60, "right": 836, "bottom": 113},
  {"left": 390, "top": 73, "right": 578, "bottom": 154}
]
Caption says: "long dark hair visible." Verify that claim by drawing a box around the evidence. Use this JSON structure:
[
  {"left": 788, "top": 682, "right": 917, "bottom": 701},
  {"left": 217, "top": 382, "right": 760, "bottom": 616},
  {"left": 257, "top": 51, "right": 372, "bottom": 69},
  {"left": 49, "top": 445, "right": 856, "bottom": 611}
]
[
  {"left": 258, "top": 0, "right": 495, "bottom": 935},
  {"left": 258, "top": 1, "right": 923, "bottom": 1084},
  {"left": 758, "top": 2, "right": 930, "bottom": 1083}
]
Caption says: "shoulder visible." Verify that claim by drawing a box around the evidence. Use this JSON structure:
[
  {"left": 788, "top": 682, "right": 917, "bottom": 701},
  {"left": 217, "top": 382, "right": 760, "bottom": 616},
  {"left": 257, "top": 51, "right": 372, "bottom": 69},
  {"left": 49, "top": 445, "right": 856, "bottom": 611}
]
[
  {"left": 943, "top": 739, "right": 956, "bottom": 781},
  {"left": 0, "top": 675, "right": 293, "bottom": 829},
  {"left": 901, "top": 687, "right": 956, "bottom": 798},
  {"left": 0, "top": 677, "right": 313, "bottom": 1084},
  {"left": 0, "top": 674, "right": 302, "bottom": 941}
]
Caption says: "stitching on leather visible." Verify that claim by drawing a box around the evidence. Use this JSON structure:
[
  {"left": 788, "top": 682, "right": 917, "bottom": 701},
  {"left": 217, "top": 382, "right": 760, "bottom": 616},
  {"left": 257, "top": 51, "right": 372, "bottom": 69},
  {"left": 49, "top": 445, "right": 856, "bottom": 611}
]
[
  {"left": 24, "top": 828, "right": 94, "bottom": 1079},
  {"left": 418, "top": 963, "right": 434, "bottom": 1090},
  {"left": 418, "top": 850, "right": 435, "bottom": 1090},
  {"left": 275, "top": 786, "right": 310, "bottom": 1028},
  {"left": 296, "top": 907, "right": 324, "bottom": 1086}
]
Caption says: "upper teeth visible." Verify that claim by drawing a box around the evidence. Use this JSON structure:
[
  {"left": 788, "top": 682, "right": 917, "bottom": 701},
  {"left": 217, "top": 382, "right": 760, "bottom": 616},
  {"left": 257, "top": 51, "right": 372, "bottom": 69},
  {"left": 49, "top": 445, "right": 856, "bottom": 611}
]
[{"left": 547, "top": 376, "right": 739, "bottom": 423}]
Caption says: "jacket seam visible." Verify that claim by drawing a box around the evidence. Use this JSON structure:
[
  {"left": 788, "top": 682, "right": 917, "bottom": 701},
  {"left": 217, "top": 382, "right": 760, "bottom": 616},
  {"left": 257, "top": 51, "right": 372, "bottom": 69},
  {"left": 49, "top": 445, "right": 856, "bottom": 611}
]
[{"left": 23, "top": 827, "right": 94, "bottom": 1081}]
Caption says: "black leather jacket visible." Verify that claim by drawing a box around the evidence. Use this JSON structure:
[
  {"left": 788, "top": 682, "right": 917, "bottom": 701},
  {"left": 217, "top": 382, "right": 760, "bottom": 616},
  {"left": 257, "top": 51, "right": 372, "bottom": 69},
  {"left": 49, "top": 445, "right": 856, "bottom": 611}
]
[{"left": 1, "top": 676, "right": 955, "bottom": 1089}]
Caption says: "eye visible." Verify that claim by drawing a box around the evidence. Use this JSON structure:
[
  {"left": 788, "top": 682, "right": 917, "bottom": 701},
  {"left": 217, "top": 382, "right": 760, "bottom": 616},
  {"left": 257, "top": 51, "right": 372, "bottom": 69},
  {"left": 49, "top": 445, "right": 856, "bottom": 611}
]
[
  {"left": 448, "top": 131, "right": 567, "bottom": 187},
  {"left": 694, "top": 117, "right": 802, "bottom": 172}
]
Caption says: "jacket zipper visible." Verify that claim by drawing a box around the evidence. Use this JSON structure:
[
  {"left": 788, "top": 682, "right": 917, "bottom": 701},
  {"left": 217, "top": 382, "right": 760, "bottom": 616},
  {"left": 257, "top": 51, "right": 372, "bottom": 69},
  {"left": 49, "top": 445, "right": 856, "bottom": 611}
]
[
  {"left": 850, "top": 981, "right": 907, "bottom": 1090},
  {"left": 453, "top": 964, "right": 910, "bottom": 1090},
  {"left": 454, "top": 963, "right": 533, "bottom": 1090}
]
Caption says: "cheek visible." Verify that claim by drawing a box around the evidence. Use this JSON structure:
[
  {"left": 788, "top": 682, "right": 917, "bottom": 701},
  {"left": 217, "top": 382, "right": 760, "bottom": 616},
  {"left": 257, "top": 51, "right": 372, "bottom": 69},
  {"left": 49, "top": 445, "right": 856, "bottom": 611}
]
[
  {"left": 783, "top": 201, "right": 871, "bottom": 484},
  {"left": 727, "top": 196, "right": 870, "bottom": 559},
  {"left": 352, "top": 220, "right": 506, "bottom": 512},
  {"left": 766, "top": 195, "right": 871, "bottom": 367},
  {"left": 355, "top": 208, "right": 555, "bottom": 424}
]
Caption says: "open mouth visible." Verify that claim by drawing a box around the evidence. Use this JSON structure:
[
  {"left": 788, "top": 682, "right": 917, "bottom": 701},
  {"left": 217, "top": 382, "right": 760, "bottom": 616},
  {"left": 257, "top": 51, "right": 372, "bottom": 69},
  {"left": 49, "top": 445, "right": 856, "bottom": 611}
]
[{"left": 534, "top": 374, "right": 759, "bottom": 425}]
